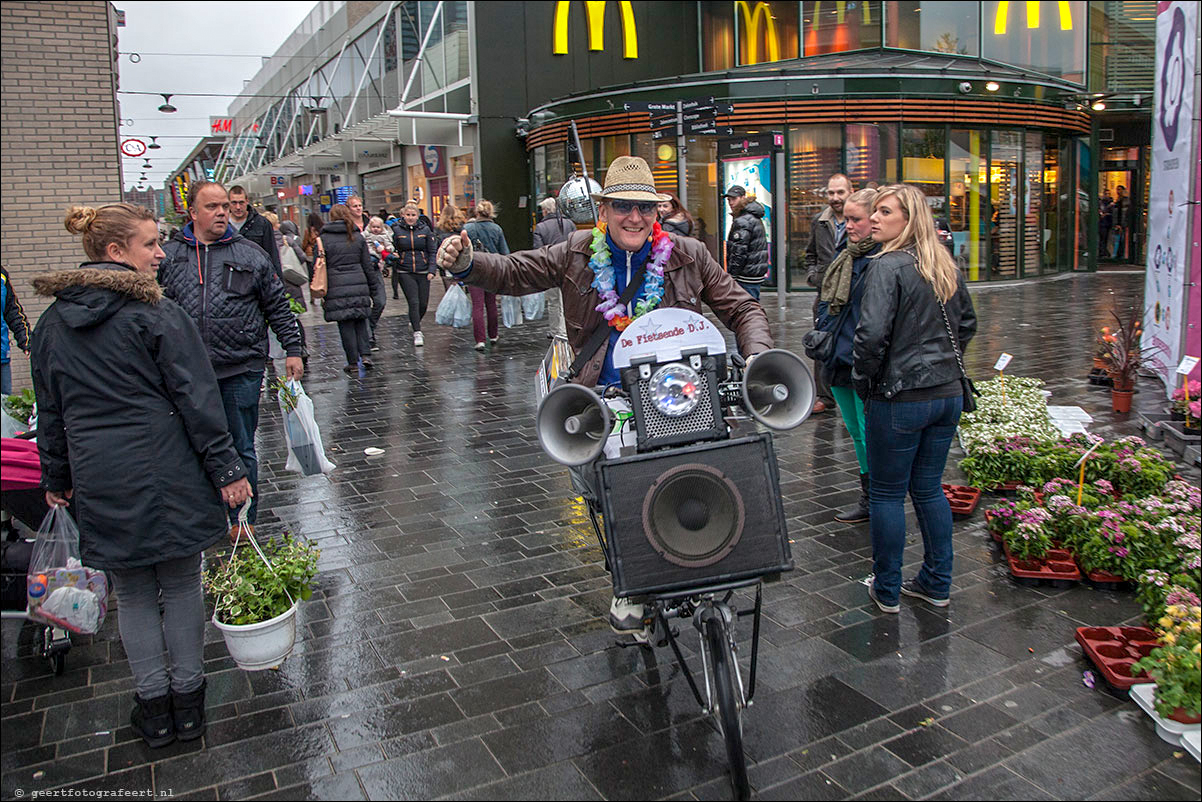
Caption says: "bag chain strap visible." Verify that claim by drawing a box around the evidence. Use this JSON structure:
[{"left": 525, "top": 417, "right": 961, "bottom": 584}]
[{"left": 938, "top": 297, "right": 969, "bottom": 380}]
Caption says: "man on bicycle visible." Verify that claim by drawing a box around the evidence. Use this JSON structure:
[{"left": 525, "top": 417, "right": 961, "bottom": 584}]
[{"left": 437, "top": 156, "right": 773, "bottom": 638}]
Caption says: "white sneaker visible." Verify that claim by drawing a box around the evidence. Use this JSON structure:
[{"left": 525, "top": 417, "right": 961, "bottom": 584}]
[
  {"left": 608, "top": 596, "right": 645, "bottom": 632},
  {"left": 475, "top": 341, "right": 486, "bottom": 351},
  {"left": 413, "top": 331, "right": 424, "bottom": 347}
]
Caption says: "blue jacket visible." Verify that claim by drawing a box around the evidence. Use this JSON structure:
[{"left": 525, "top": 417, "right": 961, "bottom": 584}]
[
  {"left": 2, "top": 267, "right": 31, "bottom": 363},
  {"left": 814, "top": 246, "right": 878, "bottom": 370}
]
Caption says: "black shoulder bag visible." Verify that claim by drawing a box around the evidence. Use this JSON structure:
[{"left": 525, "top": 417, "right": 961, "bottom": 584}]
[
  {"left": 937, "top": 294, "right": 979, "bottom": 413},
  {"left": 567, "top": 265, "right": 647, "bottom": 380},
  {"left": 802, "top": 270, "right": 867, "bottom": 366}
]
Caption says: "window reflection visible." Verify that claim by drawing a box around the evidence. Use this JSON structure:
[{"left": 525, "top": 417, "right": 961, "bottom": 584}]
[
  {"left": 787, "top": 125, "right": 841, "bottom": 290},
  {"left": 949, "top": 129, "right": 987, "bottom": 281},
  {"left": 902, "top": 127, "right": 946, "bottom": 212},
  {"left": 801, "top": 1, "right": 882, "bottom": 55},
  {"left": 736, "top": 1, "right": 799, "bottom": 65},
  {"left": 845, "top": 123, "right": 897, "bottom": 187},
  {"left": 991, "top": 131, "right": 1021, "bottom": 280},
  {"left": 983, "top": 0, "right": 1086, "bottom": 83},
  {"left": 887, "top": 2, "right": 979, "bottom": 56}
]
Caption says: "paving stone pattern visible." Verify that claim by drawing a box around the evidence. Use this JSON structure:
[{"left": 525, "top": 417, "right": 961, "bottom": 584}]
[{"left": 2, "top": 272, "right": 1199, "bottom": 800}]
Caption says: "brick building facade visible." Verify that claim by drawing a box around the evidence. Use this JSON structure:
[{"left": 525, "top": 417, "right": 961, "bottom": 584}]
[{"left": 1, "top": 1, "right": 122, "bottom": 390}]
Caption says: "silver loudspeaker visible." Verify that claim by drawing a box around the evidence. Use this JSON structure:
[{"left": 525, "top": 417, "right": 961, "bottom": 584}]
[
  {"left": 741, "top": 349, "right": 815, "bottom": 430},
  {"left": 536, "top": 383, "right": 613, "bottom": 465}
]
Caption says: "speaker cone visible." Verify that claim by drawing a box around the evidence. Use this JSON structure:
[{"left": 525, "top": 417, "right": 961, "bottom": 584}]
[{"left": 642, "top": 463, "right": 745, "bottom": 568}]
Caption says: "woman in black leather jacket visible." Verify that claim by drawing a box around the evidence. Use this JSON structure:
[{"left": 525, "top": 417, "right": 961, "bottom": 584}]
[{"left": 853, "top": 184, "right": 977, "bottom": 615}]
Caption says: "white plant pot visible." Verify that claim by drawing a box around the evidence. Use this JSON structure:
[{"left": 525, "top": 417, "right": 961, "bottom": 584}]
[
  {"left": 213, "top": 602, "right": 298, "bottom": 671},
  {"left": 1129, "top": 682, "right": 1201, "bottom": 745}
]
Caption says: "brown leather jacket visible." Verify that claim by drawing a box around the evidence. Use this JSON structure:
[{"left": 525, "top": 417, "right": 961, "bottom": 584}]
[{"left": 466, "top": 230, "right": 774, "bottom": 386}]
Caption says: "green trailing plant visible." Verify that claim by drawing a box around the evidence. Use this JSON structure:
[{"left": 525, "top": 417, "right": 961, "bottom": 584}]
[
  {"left": 2, "top": 387, "right": 36, "bottom": 423},
  {"left": 205, "top": 533, "right": 320, "bottom": 626},
  {"left": 271, "top": 376, "right": 300, "bottom": 414},
  {"left": 287, "top": 297, "right": 306, "bottom": 315}
]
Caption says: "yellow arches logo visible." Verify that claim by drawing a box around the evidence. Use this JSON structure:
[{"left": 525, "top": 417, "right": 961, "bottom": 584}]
[
  {"left": 553, "top": 1, "right": 638, "bottom": 59},
  {"left": 993, "top": 1, "right": 1074, "bottom": 35},
  {"left": 736, "top": 1, "right": 779, "bottom": 65}
]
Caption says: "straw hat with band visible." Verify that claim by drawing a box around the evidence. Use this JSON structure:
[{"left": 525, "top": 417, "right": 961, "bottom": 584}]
[{"left": 590, "top": 156, "right": 670, "bottom": 203}]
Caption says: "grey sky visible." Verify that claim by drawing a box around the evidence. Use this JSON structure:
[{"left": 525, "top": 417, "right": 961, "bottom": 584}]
[{"left": 115, "top": 1, "right": 317, "bottom": 191}]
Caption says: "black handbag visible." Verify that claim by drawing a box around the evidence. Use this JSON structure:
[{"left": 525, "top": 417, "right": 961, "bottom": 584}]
[
  {"left": 803, "top": 272, "right": 866, "bottom": 366},
  {"left": 937, "top": 295, "right": 979, "bottom": 413}
]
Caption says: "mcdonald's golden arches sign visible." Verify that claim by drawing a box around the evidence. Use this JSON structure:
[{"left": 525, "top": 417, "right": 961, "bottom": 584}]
[{"left": 553, "top": 1, "right": 639, "bottom": 59}]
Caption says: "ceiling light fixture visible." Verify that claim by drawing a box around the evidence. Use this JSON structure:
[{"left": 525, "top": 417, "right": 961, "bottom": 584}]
[
  {"left": 985, "top": 81, "right": 1000, "bottom": 92},
  {"left": 147, "top": 136, "right": 161, "bottom": 150},
  {"left": 1092, "top": 100, "right": 1106, "bottom": 111},
  {"left": 157, "top": 93, "right": 177, "bottom": 113}
]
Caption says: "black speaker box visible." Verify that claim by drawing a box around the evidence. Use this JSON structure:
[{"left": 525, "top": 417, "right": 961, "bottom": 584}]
[
  {"left": 594, "top": 432, "right": 792, "bottom": 597},
  {"left": 621, "top": 356, "right": 727, "bottom": 452}
]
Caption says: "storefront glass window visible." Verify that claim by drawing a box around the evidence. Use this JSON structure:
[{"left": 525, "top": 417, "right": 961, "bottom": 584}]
[
  {"left": 902, "top": 127, "right": 946, "bottom": 214},
  {"left": 990, "top": 130, "right": 1021, "bottom": 280},
  {"left": 801, "top": 1, "right": 881, "bottom": 55},
  {"left": 1088, "top": 0, "right": 1156, "bottom": 93},
  {"left": 1024, "top": 131, "right": 1043, "bottom": 275},
  {"left": 1043, "top": 133, "right": 1062, "bottom": 273},
  {"left": 787, "top": 124, "right": 841, "bottom": 290},
  {"left": 845, "top": 123, "right": 897, "bottom": 187},
  {"left": 702, "top": 1, "right": 735, "bottom": 71},
  {"left": 983, "top": 1, "right": 1086, "bottom": 84},
  {"left": 949, "top": 129, "right": 987, "bottom": 281},
  {"left": 546, "top": 143, "right": 566, "bottom": 202},
  {"left": 449, "top": 152, "right": 474, "bottom": 210},
  {"left": 595, "top": 135, "right": 633, "bottom": 187},
  {"left": 736, "top": 1, "right": 800, "bottom": 65},
  {"left": 886, "top": 1, "right": 979, "bottom": 55},
  {"left": 685, "top": 137, "right": 721, "bottom": 260},
  {"left": 634, "top": 134, "right": 680, "bottom": 199},
  {"left": 1075, "top": 136, "right": 1091, "bottom": 268}
]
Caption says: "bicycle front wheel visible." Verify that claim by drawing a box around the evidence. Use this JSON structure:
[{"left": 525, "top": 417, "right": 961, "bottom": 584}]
[{"left": 705, "top": 613, "right": 749, "bottom": 800}]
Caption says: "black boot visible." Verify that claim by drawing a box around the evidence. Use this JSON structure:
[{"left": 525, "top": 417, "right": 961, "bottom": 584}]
[
  {"left": 834, "top": 473, "right": 871, "bottom": 523},
  {"left": 171, "top": 679, "right": 207, "bottom": 741},
  {"left": 131, "top": 693, "right": 175, "bottom": 748}
]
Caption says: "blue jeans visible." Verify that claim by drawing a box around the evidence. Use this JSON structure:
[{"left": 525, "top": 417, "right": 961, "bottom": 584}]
[
  {"left": 218, "top": 369, "right": 263, "bottom": 524},
  {"left": 865, "top": 395, "right": 963, "bottom": 604},
  {"left": 736, "top": 281, "right": 761, "bottom": 301},
  {"left": 1, "top": 360, "right": 10, "bottom": 395}
]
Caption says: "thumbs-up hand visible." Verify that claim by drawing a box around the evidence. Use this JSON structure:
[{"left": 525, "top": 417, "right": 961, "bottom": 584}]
[{"left": 437, "top": 229, "right": 473, "bottom": 274}]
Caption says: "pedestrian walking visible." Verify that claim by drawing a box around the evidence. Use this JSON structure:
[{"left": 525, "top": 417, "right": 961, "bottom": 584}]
[
  {"left": 33, "top": 202, "right": 252, "bottom": 747},
  {"left": 532, "top": 196, "right": 576, "bottom": 247},
  {"left": 347, "top": 194, "right": 369, "bottom": 231},
  {"left": 388, "top": 202, "right": 438, "bottom": 347},
  {"left": 227, "top": 185, "right": 283, "bottom": 282},
  {"left": 463, "top": 200, "right": 509, "bottom": 350},
  {"left": 158, "top": 181, "right": 302, "bottom": 534},
  {"left": 657, "top": 193, "right": 695, "bottom": 238},
  {"left": 322, "top": 204, "right": 385, "bottom": 371},
  {"left": 814, "top": 188, "right": 879, "bottom": 524},
  {"left": 805, "top": 174, "right": 854, "bottom": 415},
  {"left": 265, "top": 212, "right": 310, "bottom": 365},
  {"left": 724, "top": 185, "right": 769, "bottom": 300},
  {"left": 434, "top": 204, "right": 467, "bottom": 291},
  {"left": 854, "top": 184, "right": 977, "bottom": 614},
  {"left": 362, "top": 216, "right": 393, "bottom": 348},
  {"left": 1, "top": 265, "right": 31, "bottom": 395}
]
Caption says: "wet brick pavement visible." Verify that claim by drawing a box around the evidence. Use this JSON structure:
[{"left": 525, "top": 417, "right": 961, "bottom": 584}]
[{"left": 2, "top": 271, "right": 1199, "bottom": 800}]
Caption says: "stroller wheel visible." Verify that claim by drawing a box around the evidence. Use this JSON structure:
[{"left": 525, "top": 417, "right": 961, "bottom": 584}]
[{"left": 42, "top": 627, "right": 70, "bottom": 675}]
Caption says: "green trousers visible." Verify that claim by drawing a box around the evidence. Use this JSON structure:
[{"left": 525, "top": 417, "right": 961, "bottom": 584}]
[{"left": 830, "top": 384, "right": 868, "bottom": 475}]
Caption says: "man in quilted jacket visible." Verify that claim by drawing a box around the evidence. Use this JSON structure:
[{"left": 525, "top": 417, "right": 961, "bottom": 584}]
[{"left": 158, "top": 181, "right": 303, "bottom": 536}]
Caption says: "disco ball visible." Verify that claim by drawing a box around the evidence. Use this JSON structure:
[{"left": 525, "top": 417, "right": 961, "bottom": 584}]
[{"left": 557, "top": 176, "right": 603, "bottom": 224}]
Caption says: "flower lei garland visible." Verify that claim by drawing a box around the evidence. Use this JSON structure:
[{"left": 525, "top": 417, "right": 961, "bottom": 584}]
[{"left": 589, "top": 222, "right": 673, "bottom": 331}]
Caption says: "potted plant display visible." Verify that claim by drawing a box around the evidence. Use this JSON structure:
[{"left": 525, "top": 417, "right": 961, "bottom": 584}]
[
  {"left": 1100, "top": 308, "right": 1142, "bottom": 412},
  {"left": 1131, "top": 602, "right": 1202, "bottom": 725},
  {"left": 205, "top": 531, "right": 320, "bottom": 670}
]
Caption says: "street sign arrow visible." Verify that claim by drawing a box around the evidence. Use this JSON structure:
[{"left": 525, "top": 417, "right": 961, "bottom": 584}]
[
  {"left": 682, "top": 108, "right": 717, "bottom": 123},
  {"left": 625, "top": 101, "right": 676, "bottom": 113},
  {"left": 680, "top": 97, "right": 715, "bottom": 111},
  {"left": 649, "top": 112, "right": 678, "bottom": 127}
]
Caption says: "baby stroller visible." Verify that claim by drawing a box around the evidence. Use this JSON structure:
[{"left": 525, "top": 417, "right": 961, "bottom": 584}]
[{"left": 1, "top": 434, "right": 72, "bottom": 675}]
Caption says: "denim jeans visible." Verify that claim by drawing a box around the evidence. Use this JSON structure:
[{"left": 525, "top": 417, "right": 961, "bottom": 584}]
[
  {"left": 218, "top": 369, "right": 263, "bottom": 524},
  {"left": 865, "top": 394, "right": 962, "bottom": 604},
  {"left": 736, "top": 281, "right": 761, "bottom": 301},
  {"left": 108, "top": 553, "right": 206, "bottom": 697},
  {"left": 0, "top": 360, "right": 10, "bottom": 395}
]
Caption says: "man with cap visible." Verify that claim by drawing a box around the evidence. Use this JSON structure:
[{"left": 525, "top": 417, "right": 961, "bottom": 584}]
[
  {"left": 436, "top": 156, "right": 773, "bottom": 639},
  {"left": 724, "top": 185, "right": 770, "bottom": 300}
]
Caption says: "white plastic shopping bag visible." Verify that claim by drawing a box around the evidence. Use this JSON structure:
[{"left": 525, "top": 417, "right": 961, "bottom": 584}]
[
  {"left": 522, "top": 291, "right": 546, "bottom": 321},
  {"left": 500, "top": 295, "right": 523, "bottom": 328},
  {"left": 435, "top": 283, "right": 472, "bottom": 327},
  {"left": 27, "top": 506, "right": 109, "bottom": 634},
  {"left": 276, "top": 379, "right": 336, "bottom": 476}
]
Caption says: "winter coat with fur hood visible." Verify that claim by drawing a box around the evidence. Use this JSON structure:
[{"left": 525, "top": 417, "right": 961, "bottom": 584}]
[{"left": 30, "top": 263, "right": 246, "bottom": 569}]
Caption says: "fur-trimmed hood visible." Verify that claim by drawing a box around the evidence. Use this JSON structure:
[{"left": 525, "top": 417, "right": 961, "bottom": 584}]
[{"left": 33, "top": 262, "right": 161, "bottom": 329}]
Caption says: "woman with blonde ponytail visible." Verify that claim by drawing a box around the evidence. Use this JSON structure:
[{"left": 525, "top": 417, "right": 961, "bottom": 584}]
[
  {"left": 30, "top": 203, "right": 251, "bottom": 748},
  {"left": 853, "top": 184, "right": 977, "bottom": 615}
]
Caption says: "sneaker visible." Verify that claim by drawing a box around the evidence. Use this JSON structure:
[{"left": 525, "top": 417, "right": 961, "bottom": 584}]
[
  {"left": 343, "top": 364, "right": 358, "bottom": 374},
  {"left": 488, "top": 335, "right": 499, "bottom": 345},
  {"left": 361, "top": 358, "right": 374, "bottom": 369},
  {"left": 609, "top": 596, "right": 645, "bottom": 632},
  {"left": 867, "top": 582, "right": 899, "bottom": 614},
  {"left": 900, "top": 579, "right": 950, "bottom": 607},
  {"left": 475, "top": 342, "right": 486, "bottom": 351},
  {"left": 414, "top": 331, "right": 425, "bottom": 347}
]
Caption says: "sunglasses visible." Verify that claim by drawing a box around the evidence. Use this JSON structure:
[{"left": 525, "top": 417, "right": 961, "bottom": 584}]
[{"left": 608, "top": 199, "right": 658, "bottom": 216}]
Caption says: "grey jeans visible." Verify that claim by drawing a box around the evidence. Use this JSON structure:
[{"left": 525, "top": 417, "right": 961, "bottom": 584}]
[{"left": 108, "top": 552, "right": 207, "bottom": 698}]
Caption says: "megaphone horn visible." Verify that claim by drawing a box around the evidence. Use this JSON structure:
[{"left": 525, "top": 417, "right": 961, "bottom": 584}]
[
  {"left": 741, "top": 349, "right": 815, "bottom": 430},
  {"left": 536, "top": 383, "right": 613, "bottom": 466}
]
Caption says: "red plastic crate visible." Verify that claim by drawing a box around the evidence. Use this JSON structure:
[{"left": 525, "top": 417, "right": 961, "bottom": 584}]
[
  {"left": 1075, "top": 626, "right": 1156, "bottom": 691},
  {"left": 943, "top": 484, "right": 982, "bottom": 517},
  {"left": 1002, "top": 543, "right": 1081, "bottom": 587}
]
